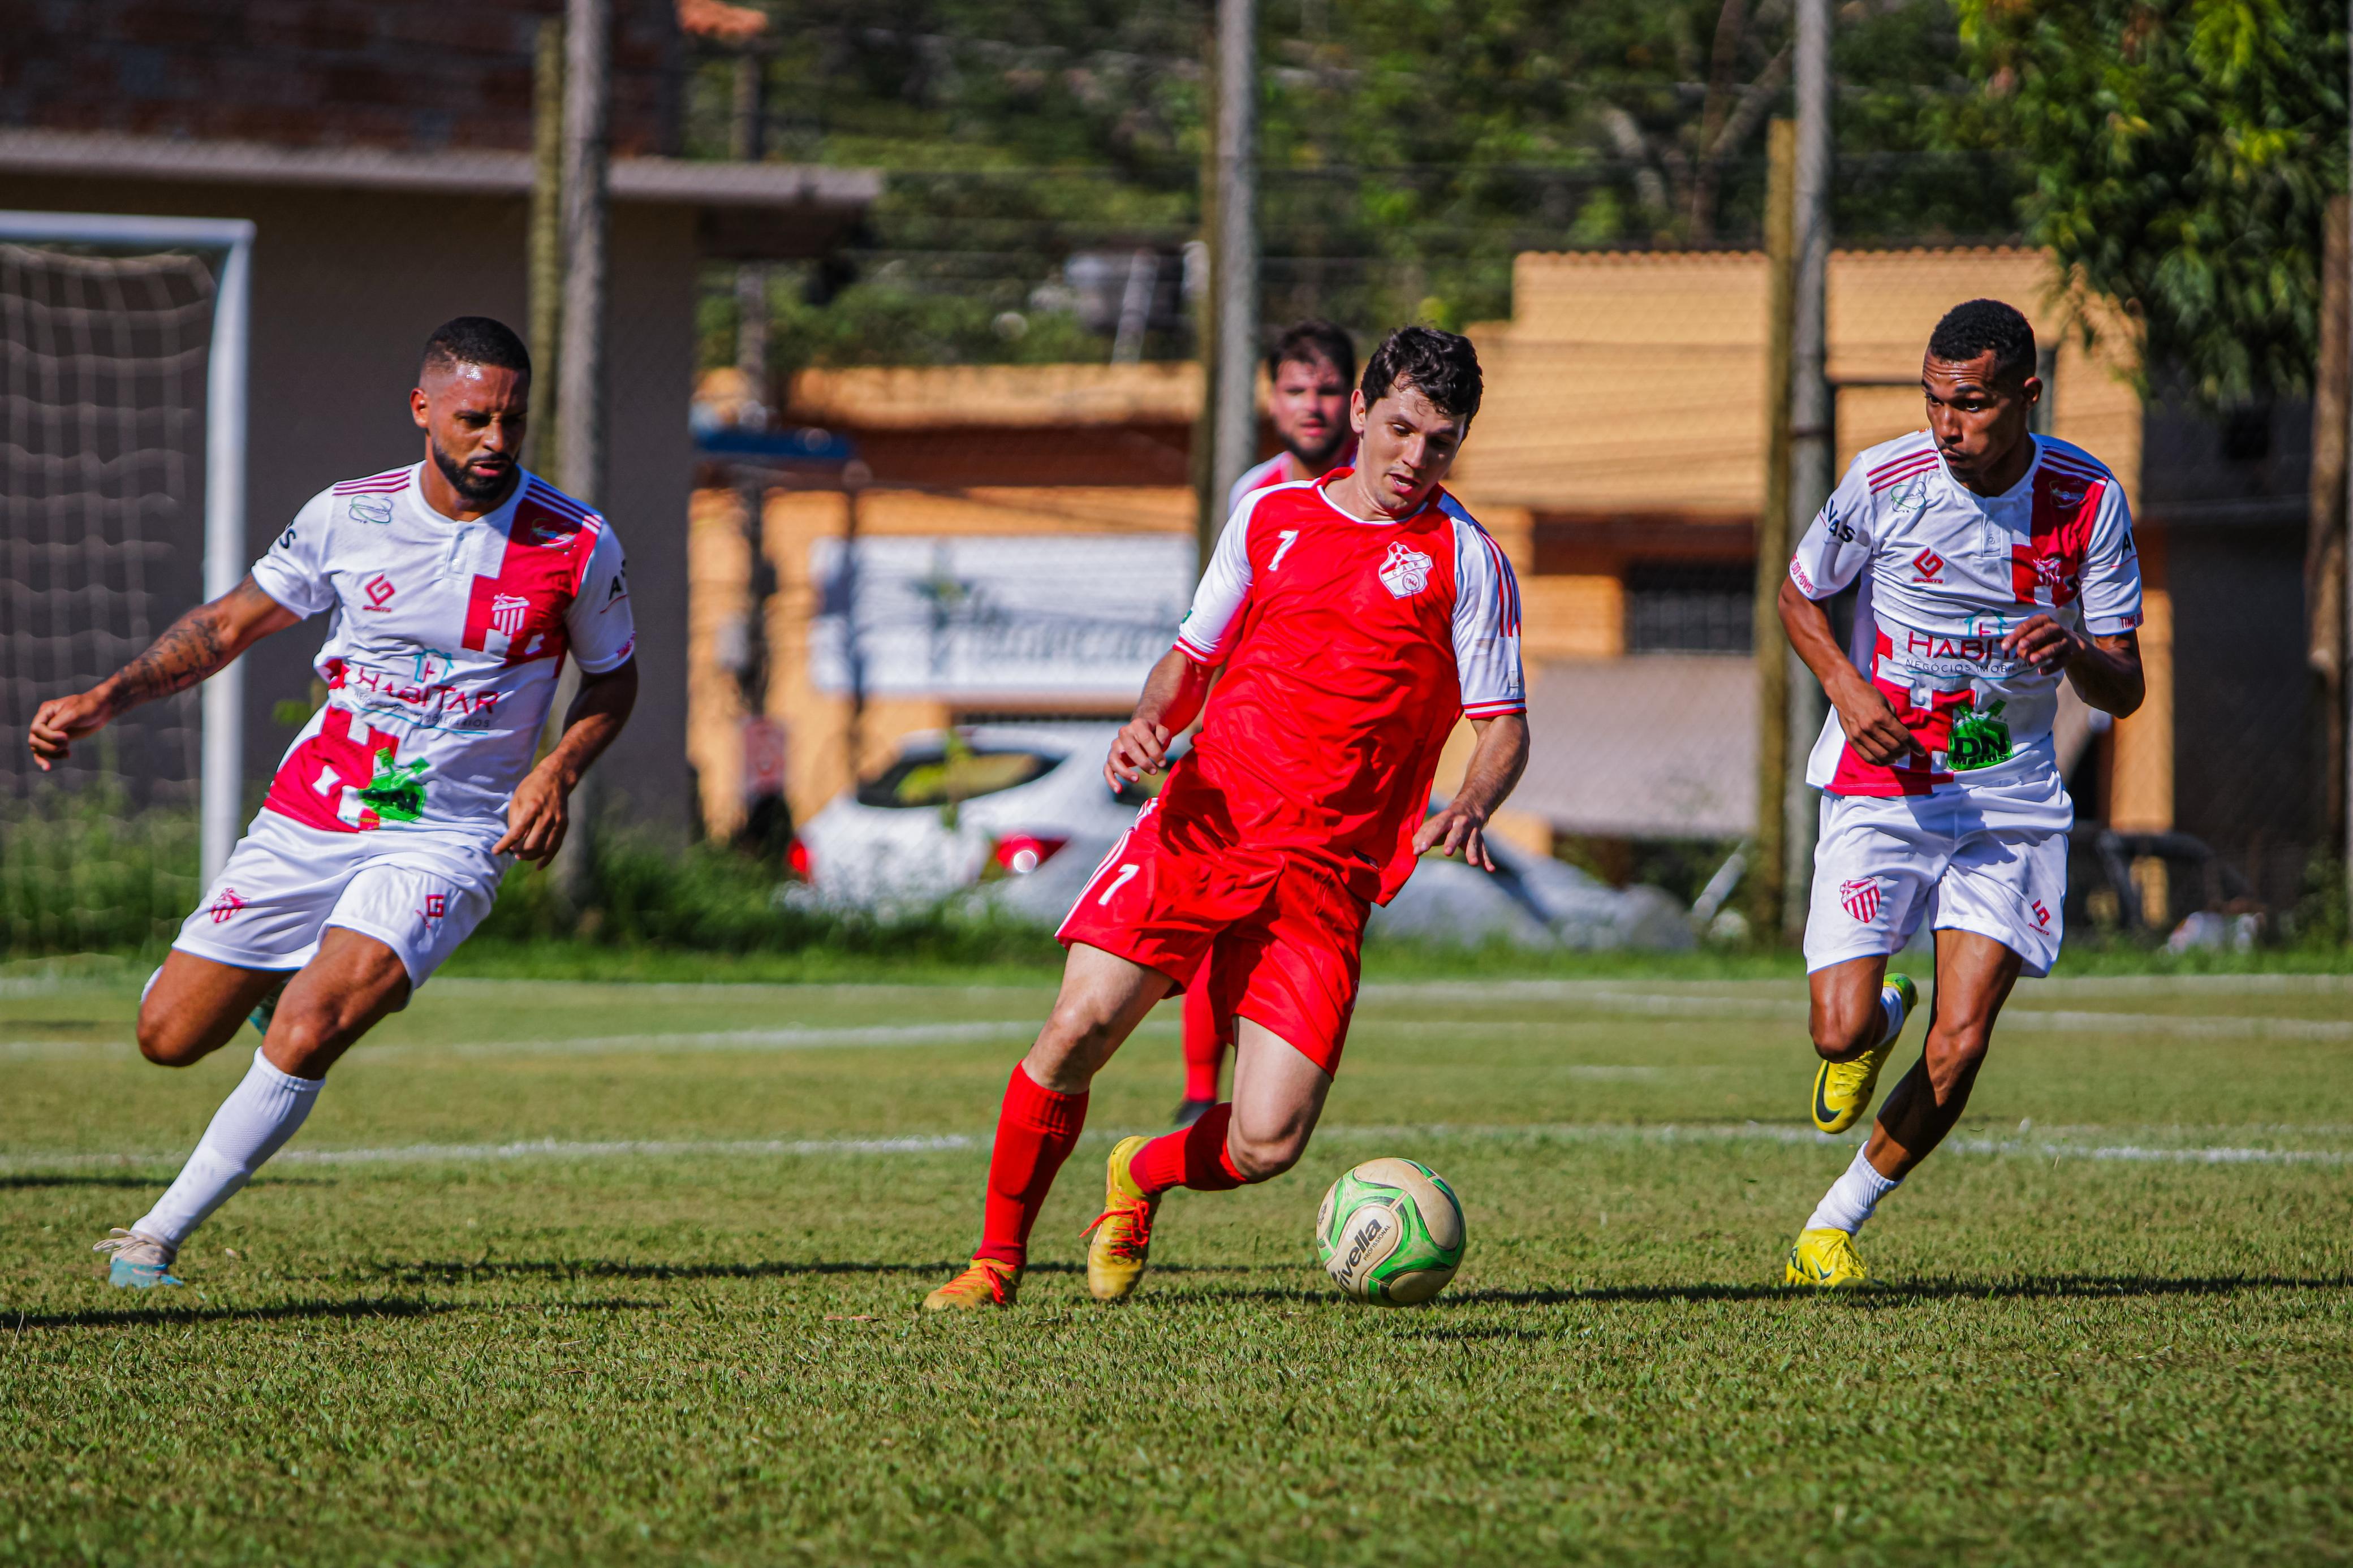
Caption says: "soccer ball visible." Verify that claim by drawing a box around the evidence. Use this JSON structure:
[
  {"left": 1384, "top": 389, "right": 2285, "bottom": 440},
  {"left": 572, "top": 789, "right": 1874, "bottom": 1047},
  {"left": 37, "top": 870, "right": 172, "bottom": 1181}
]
[{"left": 1315, "top": 1157, "right": 1465, "bottom": 1306}]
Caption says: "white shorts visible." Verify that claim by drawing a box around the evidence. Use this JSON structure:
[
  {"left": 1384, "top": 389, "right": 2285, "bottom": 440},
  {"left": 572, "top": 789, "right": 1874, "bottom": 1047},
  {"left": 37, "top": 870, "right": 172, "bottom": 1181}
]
[
  {"left": 1804, "top": 769, "right": 2072, "bottom": 979},
  {"left": 172, "top": 809, "right": 506, "bottom": 991}
]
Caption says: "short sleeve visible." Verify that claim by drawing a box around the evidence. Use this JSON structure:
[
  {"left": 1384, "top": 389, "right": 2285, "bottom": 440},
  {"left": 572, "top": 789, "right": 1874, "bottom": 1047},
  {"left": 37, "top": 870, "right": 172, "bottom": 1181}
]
[
  {"left": 565, "top": 523, "right": 636, "bottom": 673},
  {"left": 1174, "top": 500, "right": 1257, "bottom": 664},
  {"left": 248, "top": 490, "right": 338, "bottom": 618},
  {"left": 1788, "top": 453, "right": 1874, "bottom": 601},
  {"left": 1450, "top": 515, "right": 1525, "bottom": 718},
  {"left": 2076, "top": 480, "right": 2143, "bottom": 637}
]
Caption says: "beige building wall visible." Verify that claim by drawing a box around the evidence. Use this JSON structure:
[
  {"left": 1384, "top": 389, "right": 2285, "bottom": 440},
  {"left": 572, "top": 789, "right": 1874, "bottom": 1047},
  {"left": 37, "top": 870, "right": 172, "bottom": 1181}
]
[{"left": 1455, "top": 246, "right": 2141, "bottom": 515}]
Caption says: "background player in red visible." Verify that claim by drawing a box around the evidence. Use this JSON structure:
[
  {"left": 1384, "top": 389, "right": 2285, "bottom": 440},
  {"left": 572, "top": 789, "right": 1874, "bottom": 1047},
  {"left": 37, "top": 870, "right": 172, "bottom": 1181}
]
[
  {"left": 27, "top": 319, "right": 637, "bottom": 1289},
  {"left": 1172, "top": 319, "right": 1362, "bottom": 1126},
  {"left": 924, "top": 327, "right": 1528, "bottom": 1310}
]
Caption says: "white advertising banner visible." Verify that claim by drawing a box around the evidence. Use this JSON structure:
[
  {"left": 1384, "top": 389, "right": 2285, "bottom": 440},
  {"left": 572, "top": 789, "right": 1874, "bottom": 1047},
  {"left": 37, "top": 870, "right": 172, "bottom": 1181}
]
[{"left": 808, "top": 533, "right": 1195, "bottom": 697}]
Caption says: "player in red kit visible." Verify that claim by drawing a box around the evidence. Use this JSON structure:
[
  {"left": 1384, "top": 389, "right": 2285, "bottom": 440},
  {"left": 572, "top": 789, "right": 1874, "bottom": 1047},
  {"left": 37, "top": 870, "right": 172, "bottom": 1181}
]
[
  {"left": 1170, "top": 319, "right": 1362, "bottom": 1126},
  {"left": 923, "top": 327, "right": 1528, "bottom": 1310}
]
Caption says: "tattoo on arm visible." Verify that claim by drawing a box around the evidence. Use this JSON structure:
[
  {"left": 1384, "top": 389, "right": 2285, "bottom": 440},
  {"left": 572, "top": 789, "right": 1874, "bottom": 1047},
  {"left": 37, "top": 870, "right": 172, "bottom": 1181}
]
[
  {"left": 114, "top": 609, "right": 229, "bottom": 705},
  {"left": 107, "top": 580, "right": 282, "bottom": 711}
]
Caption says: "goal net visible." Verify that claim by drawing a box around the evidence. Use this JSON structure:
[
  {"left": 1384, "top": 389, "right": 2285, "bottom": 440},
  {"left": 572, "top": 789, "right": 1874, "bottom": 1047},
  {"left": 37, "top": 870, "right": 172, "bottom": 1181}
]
[{"left": 0, "top": 216, "right": 248, "bottom": 954}]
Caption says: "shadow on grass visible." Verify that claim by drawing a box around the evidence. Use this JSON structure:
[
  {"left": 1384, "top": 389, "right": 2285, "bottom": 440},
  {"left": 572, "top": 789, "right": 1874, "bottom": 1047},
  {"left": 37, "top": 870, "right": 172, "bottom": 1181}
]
[
  {"left": 1445, "top": 1273, "right": 2353, "bottom": 1307},
  {"left": 0, "top": 1172, "right": 329, "bottom": 1190},
  {"left": 12, "top": 1294, "right": 662, "bottom": 1332},
  {"left": 0, "top": 1173, "right": 177, "bottom": 1191},
  {"left": 361, "top": 1257, "right": 1275, "bottom": 1284}
]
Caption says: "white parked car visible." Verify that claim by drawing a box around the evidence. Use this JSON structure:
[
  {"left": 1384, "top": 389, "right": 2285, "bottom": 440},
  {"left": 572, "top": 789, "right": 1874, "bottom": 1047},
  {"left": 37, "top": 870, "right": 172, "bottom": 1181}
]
[
  {"left": 788, "top": 724, "right": 1153, "bottom": 909},
  {"left": 791, "top": 724, "right": 1695, "bottom": 950}
]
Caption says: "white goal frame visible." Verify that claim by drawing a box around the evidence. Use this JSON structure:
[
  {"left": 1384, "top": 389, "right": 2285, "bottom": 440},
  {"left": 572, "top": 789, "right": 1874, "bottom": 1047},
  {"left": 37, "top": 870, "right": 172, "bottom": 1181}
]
[{"left": 0, "top": 210, "right": 254, "bottom": 884}]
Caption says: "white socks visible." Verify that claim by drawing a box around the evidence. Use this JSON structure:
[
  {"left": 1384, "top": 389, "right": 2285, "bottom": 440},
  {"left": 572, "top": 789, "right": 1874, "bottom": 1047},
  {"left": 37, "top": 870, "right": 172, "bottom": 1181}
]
[
  {"left": 1806, "top": 1144, "right": 1901, "bottom": 1235},
  {"left": 134, "top": 1047, "right": 324, "bottom": 1249},
  {"left": 1875, "top": 983, "right": 1908, "bottom": 1048}
]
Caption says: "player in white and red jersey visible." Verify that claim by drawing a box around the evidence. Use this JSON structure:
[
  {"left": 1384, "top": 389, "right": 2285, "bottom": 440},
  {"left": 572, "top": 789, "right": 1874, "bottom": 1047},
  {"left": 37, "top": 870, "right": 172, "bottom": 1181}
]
[
  {"left": 1775, "top": 299, "right": 2145, "bottom": 1288},
  {"left": 1170, "top": 319, "right": 1361, "bottom": 1128},
  {"left": 27, "top": 318, "right": 637, "bottom": 1289},
  {"left": 924, "top": 327, "right": 1528, "bottom": 1310}
]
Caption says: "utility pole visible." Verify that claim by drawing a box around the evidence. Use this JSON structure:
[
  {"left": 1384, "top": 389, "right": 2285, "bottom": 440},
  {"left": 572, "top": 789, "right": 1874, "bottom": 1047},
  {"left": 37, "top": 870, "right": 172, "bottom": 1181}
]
[
  {"left": 1207, "top": 0, "right": 1259, "bottom": 530},
  {"left": 1781, "top": 0, "right": 1832, "bottom": 939},
  {"left": 1751, "top": 118, "right": 1798, "bottom": 945},
  {"left": 731, "top": 48, "right": 769, "bottom": 414},
  {"left": 551, "top": 0, "right": 611, "bottom": 915},
  {"left": 2310, "top": 196, "right": 2347, "bottom": 913},
  {"left": 524, "top": 16, "right": 563, "bottom": 478},
  {"left": 1190, "top": 37, "right": 1222, "bottom": 570}
]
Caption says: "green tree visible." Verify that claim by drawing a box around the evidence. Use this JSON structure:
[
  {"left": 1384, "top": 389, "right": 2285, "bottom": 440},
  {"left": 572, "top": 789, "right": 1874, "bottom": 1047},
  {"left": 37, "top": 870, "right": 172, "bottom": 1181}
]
[{"left": 1956, "top": 0, "right": 2347, "bottom": 404}]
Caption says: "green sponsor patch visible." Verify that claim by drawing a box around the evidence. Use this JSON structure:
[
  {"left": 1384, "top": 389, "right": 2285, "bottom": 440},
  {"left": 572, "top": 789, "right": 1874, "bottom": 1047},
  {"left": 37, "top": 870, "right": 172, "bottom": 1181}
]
[
  {"left": 1946, "top": 697, "right": 2014, "bottom": 772},
  {"left": 356, "top": 754, "right": 430, "bottom": 823}
]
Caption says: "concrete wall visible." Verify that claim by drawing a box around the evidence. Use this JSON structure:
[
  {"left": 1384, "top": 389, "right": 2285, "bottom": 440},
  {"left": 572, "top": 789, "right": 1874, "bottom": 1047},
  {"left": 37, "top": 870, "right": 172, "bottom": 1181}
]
[{"left": 0, "top": 173, "right": 699, "bottom": 840}]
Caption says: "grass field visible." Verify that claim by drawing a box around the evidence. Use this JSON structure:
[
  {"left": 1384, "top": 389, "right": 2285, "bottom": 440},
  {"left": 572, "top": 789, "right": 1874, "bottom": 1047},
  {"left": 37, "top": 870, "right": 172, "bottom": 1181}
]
[{"left": 2, "top": 964, "right": 2349, "bottom": 1565}]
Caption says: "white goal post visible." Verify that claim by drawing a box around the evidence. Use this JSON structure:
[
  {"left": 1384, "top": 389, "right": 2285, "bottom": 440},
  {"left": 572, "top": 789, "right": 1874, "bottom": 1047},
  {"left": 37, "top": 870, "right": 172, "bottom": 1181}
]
[{"left": 0, "top": 210, "right": 253, "bottom": 884}]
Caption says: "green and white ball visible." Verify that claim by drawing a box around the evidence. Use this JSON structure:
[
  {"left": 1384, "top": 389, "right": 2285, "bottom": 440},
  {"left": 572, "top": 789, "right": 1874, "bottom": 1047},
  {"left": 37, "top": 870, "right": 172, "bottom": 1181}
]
[{"left": 1315, "top": 1157, "right": 1465, "bottom": 1306}]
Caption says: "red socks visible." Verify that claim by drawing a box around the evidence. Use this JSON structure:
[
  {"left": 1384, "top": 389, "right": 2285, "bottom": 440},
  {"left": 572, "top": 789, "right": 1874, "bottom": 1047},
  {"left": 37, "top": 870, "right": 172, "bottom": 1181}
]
[
  {"left": 1180, "top": 978, "right": 1227, "bottom": 1102},
  {"left": 974, "top": 1064, "right": 1088, "bottom": 1267},
  {"left": 1128, "top": 1102, "right": 1247, "bottom": 1197}
]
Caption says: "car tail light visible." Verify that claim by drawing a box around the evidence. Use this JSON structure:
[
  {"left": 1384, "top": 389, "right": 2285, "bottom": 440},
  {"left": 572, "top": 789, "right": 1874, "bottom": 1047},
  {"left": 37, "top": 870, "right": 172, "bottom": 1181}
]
[
  {"left": 990, "top": 835, "right": 1067, "bottom": 876},
  {"left": 785, "top": 837, "right": 812, "bottom": 880}
]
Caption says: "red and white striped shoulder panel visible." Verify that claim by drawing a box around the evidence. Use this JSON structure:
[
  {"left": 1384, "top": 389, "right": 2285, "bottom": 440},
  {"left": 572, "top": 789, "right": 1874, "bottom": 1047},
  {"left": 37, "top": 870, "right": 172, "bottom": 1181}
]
[
  {"left": 1445, "top": 505, "right": 1521, "bottom": 640},
  {"left": 331, "top": 465, "right": 412, "bottom": 496},
  {"left": 512, "top": 477, "right": 609, "bottom": 595},
  {"left": 1864, "top": 435, "right": 1940, "bottom": 494},
  {"left": 2037, "top": 442, "right": 2114, "bottom": 488}
]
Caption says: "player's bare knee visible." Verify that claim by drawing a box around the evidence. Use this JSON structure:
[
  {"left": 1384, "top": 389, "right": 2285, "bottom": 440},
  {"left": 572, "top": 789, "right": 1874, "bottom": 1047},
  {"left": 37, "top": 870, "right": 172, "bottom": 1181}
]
[
  {"left": 135, "top": 1010, "right": 212, "bottom": 1067},
  {"left": 1810, "top": 1004, "right": 1881, "bottom": 1061},
  {"left": 1225, "top": 1128, "right": 1305, "bottom": 1182}
]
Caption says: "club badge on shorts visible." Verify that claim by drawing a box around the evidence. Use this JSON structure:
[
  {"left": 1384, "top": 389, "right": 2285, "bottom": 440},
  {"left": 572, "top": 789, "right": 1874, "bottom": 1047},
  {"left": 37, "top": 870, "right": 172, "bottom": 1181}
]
[
  {"left": 1377, "top": 542, "right": 1432, "bottom": 599},
  {"left": 1839, "top": 878, "right": 1881, "bottom": 925}
]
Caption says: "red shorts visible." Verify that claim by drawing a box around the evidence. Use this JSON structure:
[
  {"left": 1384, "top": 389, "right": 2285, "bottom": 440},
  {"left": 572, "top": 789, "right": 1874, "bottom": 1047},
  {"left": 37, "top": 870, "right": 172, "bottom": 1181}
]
[{"left": 1057, "top": 800, "right": 1371, "bottom": 1075}]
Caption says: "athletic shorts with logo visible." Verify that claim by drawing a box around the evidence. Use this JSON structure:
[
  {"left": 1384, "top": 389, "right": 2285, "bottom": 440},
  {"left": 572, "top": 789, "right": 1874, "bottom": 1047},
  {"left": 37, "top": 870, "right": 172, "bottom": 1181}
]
[
  {"left": 173, "top": 809, "right": 505, "bottom": 991},
  {"left": 1804, "top": 764, "right": 2071, "bottom": 979},
  {"left": 1057, "top": 798, "right": 1369, "bottom": 1076}
]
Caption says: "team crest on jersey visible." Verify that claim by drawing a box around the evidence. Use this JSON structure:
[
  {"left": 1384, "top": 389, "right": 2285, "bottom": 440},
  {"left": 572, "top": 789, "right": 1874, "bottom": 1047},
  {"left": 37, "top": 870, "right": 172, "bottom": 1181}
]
[
  {"left": 1377, "top": 542, "right": 1432, "bottom": 599},
  {"left": 1839, "top": 878, "right": 1881, "bottom": 925},
  {"left": 348, "top": 496, "right": 394, "bottom": 525},
  {"left": 489, "top": 593, "right": 531, "bottom": 640},
  {"left": 1889, "top": 480, "right": 1929, "bottom": 519}
]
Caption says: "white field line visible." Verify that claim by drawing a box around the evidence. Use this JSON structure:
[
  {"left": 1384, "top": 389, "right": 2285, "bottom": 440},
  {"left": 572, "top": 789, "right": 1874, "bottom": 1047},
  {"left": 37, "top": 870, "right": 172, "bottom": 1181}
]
[
  {"left": 1360, "top": 990, "right": 2353, "bottom": 1041},
  {"left": 7, "top": 992, "right": 2344, "bottom": 1062},
  {"left": 7, "top": 1121, "right": 2348, "bottom": 1174}
]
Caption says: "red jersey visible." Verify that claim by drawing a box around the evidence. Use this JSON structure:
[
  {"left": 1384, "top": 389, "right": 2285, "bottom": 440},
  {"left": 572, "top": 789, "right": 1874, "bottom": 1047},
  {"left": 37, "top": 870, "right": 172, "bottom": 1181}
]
[{"left": 1166, "top": 471, "right": 1524, "bottom": 904}]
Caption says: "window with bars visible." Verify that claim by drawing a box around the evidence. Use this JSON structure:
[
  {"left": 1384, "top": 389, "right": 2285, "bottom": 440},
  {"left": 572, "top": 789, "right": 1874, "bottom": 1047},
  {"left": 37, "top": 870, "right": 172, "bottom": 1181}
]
[{"left": 1623, "top": 562, "right": 1755, "bottom": 654}]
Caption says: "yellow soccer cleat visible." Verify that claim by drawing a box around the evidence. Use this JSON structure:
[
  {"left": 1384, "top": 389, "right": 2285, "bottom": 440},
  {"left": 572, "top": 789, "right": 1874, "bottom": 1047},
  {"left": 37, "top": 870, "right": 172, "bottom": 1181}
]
[
  {"left": 921, "top": 1258, "right": 1019, "bottom": 1311},
  {"left": 1811, "top": 973, "right": 1916, "bottom": 1134},
  {"left": 1783, "top": 1226, "right": 1872, "bottom": 1289},
  {"left": 1080, "top": 1134, "right": 1160, "bottom": 1303}
]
